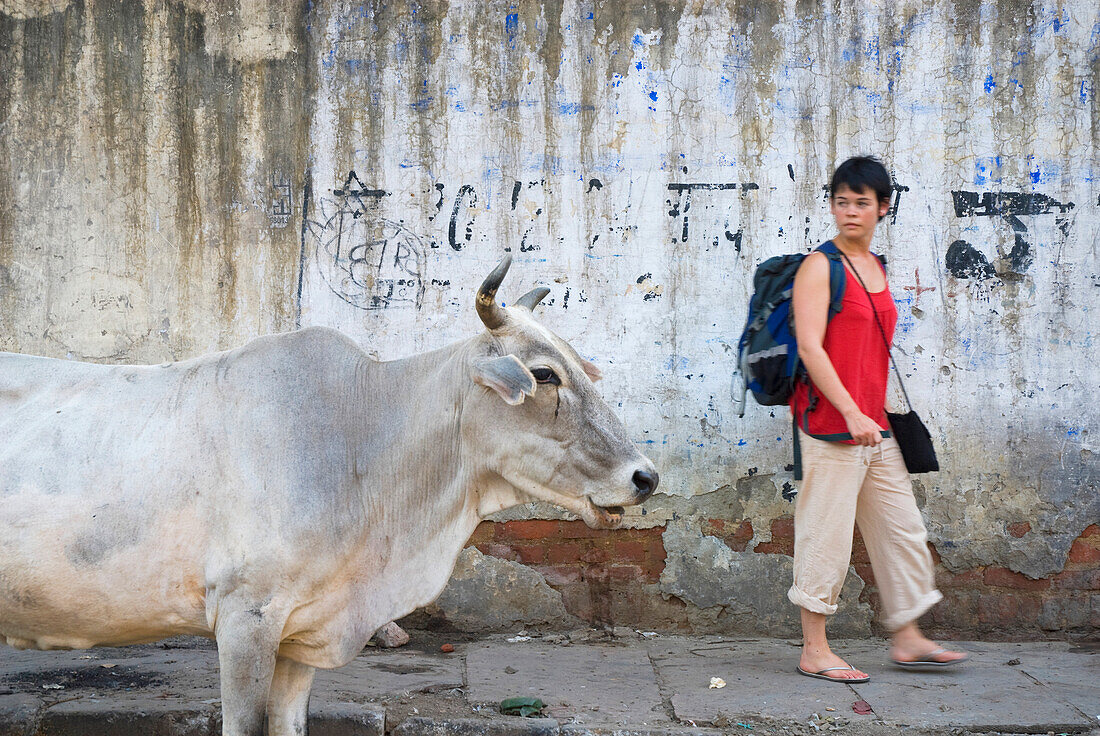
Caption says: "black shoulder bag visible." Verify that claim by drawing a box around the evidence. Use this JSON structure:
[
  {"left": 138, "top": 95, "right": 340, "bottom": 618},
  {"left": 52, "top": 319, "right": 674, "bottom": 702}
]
[{"left": 841, "top": 253, "right": 940, "bottom": 474}]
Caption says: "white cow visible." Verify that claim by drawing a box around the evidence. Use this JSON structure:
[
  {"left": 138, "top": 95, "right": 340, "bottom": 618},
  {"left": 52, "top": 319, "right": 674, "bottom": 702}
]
[{"left": 0, "top": 256, "right": 658, "bottom": 736}]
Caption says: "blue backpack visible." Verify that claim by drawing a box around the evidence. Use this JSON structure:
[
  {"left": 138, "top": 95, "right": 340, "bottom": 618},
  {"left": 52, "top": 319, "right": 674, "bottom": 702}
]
[{"left": 733, "top": 242, "right": 847, "bottom": 417}]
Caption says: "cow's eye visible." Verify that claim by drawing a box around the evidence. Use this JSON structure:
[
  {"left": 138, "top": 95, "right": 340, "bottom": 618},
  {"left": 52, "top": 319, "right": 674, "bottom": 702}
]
[{"left": 531, "top": 367, "right": 561, "bottom": 386}]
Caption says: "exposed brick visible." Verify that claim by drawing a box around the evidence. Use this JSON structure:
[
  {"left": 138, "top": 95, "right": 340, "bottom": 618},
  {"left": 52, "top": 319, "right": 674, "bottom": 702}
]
[
  {"left": 483, "top": 543, "right": 518, "bottom": 561},
  {"left": 1051, "top": 568, "right": 1100, "bottom": 590},
  {"left": 936, "top": 568, "right": 983, "bottom": 588},
  {"left": 629, "top": 526, "right": 666, "bottom": 539},
  {"left": 558, "top": 520, "right": 608, "bottom": 539},
  {"left": 932, "top": 590, "right": 980, "bottom": 627},
  {"left": 1038, "top": 596, "right": 1091, "bottom": 631},
  {"left": 535, "top": 564, "right": 582, "bottom": 585},
  {"left": 468, "top": 521, "right": 496, "bottom": 544},
  {"left": 1068, "top": 539, "right": 1100, "bottom": 564},
  {"left": 854, "top": 563, "right": 875, "bottom": 585},
  {"left": 581, "top": 547, "right": 609, "bottom": 564},
  {"left": 1007, "top": 521, "right": 1031, "bottom": 538},
  {"left": 608, "top": 564, "right": 644, "bottom": 583},
  {"left": 704, "top": 518, "right": 727, "bottom": 533},
  {"left": 983, "top": 566, "right": 1051, "bottom": 591},
  {"left": 732, "top": 520, "right": 754, "bottom": 541},
  {"left": 722, "top": 536, "right": 750, "bottom": 552},
  {"left": 546, "top": 542, "right": 584, "bottom": 565},
  {"left": 1081, "top": 524, "right": 1100, "bottom": 538},
  {"left": 640, "top": 553, "right": 666, "bottom": 580},
  {"left": 497, "top": 519, "right": 560, "bottom": 540},
  {"left": 978, "top": 593, "right": 1020, "bottom": 625},
  {"left": 752, "top": 541, "right": 791, "bottom": 555},
  {"left": 513, "top": 545, "right": 546, "bottom": 565},
  {"left": 612, "top": 541, "right": 647, "bottom": 564},
  {"left": 645, "top": 539, "right": 667, "bottom": 563},
  {"left": 771, "top": 517, "right": 795, "bottom": 539}
]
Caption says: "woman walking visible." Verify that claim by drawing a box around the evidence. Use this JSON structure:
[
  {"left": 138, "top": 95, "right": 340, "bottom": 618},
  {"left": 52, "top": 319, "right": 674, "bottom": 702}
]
[{"left": 788, "top": 156, "right": 966, "bottom": 683}]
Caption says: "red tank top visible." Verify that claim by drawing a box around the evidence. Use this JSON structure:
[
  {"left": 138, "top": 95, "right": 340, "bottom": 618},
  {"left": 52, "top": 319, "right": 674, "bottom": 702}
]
[{"left": 790, "top": 259, "right": 897, "bottom": 443}]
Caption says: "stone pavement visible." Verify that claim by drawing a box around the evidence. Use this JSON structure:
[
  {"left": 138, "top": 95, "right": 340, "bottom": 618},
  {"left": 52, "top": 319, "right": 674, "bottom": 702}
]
[{"left": 0, "top": 629, "right": 1096, "bottom": 735}]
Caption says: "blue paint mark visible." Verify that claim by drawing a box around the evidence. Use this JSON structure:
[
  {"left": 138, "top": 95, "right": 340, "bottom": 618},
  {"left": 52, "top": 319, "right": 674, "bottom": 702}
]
[
  {"left": 974, "top": 156, "right": 1003, "bottom": 186},
  {"left": 664, "top": 356, "right": 690, "bottom": 371},
  {"left": 559, "top": 102, "right": 595, "bottom": 115},
  {"left": 984, "top": 74, "right": 996, "bottom": 93},
  {"left": 505, "top": 13, "right": 519, "bottom": 33},
  {"left": 632, "top": 33, "right": 644, "bottom": 47},
  {"left": 864, "top": 36, "right": 880, "bottom": 62},
  {"left": 394, "top": 39, "right": 409, "bottom": 63},
  {"left": 648, "top": 91, "right": 658, "bottom": 102},
  {"left": 409, "top": 97, "right": 433, "bottom": 112},
  {"left": 893, "top": 291, "right": 915, "bottom": 336},
  {"left": 1068, "top": 428, "right": 1080, "bottom": 437},
  {"left": 636, "top": 61, "right": 646, "bottom": 71},
  {"left": 587, "top": 12, "right": 593, "bottom": 19},
  {"left": 865, "top": 90, "right": 882, "bottom": 113},
  {"left": 1081, "top": 80, "right": 1090, "bottom": 104},
  {"left": 737, "top": 439, "right": 748, "bottom": 446}
]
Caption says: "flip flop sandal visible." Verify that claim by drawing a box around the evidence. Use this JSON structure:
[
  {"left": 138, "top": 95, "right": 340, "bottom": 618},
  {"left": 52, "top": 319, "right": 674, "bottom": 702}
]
[
  {"left": 892, "top": 647, "right": 969, "bottom": 668},
  {"left": 797, "top": 665, "right": 870, "bottom": 684}
]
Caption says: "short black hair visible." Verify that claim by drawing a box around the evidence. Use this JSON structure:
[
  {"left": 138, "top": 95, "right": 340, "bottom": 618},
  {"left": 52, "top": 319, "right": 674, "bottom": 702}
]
[{"left": 830, "top": 156, "right": 892, "bottom": 210}]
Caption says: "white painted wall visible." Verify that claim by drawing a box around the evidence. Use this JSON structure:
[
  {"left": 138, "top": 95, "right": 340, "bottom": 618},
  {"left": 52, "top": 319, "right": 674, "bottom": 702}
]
[
  {"left": 2, "top": 0, "right": 1096, "bottom": 576},
  {"left": 299, "top": 2, "right": 1099, "bottom": 574}
]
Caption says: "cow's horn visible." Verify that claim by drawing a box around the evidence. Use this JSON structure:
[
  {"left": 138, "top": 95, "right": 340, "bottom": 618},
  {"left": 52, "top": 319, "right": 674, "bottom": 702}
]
[
  {"left": 476, "top": 254, "right": 511, "bottom": 330},
  {"left": 515, "top": 287, "right": 550, "bottom": 312}
]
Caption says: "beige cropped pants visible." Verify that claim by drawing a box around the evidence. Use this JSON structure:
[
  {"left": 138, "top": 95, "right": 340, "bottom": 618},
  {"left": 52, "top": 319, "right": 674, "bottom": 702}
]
[{"left": 787, "top": 431, "right": 943, "bottom": 631}]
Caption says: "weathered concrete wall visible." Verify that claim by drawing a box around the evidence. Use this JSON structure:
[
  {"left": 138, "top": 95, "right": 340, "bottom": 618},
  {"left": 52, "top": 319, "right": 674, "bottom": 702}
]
[{"left": 1, "top": 0, "right": 1097, "bottom": 637}]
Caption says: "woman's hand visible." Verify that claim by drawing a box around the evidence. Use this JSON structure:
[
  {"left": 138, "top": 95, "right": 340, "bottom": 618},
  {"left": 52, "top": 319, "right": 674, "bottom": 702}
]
[{"left": 843, "top": 410, "right": 884, "bottom": 446}]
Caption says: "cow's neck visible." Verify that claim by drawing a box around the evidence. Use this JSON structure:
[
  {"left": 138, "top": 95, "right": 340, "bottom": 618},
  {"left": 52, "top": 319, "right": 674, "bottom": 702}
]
[{"left": 340, "top": 338, "right": 494, "bottom": 618}]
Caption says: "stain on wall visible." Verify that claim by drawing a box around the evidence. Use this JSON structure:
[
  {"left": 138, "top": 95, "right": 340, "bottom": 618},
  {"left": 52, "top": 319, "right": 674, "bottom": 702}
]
[{"left": 1, "top": 0, "right": 1096, "bottom": 637}]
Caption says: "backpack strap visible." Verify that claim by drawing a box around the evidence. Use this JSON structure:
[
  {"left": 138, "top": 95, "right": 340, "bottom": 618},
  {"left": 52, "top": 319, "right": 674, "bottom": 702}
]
[{"left": 815, "top": 241, "right": 847, "bottom": 318}]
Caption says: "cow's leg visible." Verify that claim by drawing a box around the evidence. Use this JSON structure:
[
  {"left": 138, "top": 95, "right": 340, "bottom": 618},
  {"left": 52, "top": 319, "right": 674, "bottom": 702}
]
[
  {"left": 266, "top": 656, "right": 316, "bottom": 736},
  {"left": 215, "top": 606, "right": 283, "bottom": 736}
]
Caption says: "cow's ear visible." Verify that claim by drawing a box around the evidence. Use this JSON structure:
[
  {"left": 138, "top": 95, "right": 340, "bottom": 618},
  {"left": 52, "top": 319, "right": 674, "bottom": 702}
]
[
  {"left": 580, "top": 357, "right": 602, "bottom": 382},
  {"left": 473, "top": 355, "right": 536, "bottom": 405}
]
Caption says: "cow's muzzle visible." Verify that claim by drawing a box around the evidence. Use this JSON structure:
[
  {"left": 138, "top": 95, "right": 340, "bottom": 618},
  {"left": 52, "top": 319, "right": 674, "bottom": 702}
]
[{"left": 632, "top": 469, "right": 658, "bottom": 502}]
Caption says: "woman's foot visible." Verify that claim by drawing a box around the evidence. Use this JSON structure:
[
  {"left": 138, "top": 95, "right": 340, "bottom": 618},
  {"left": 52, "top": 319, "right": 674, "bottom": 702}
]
[
  {"left": 890, "top": 624, "right": 967, "bottom": 667},
  {"left": 799, "top": 644, "right": 869, "bottom": 682}
]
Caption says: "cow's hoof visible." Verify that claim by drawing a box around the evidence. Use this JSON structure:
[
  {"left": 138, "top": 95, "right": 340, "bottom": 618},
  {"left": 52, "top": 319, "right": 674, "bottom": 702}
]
[{"left": 373, "top": 621, "right": 410, "bottom": 648}]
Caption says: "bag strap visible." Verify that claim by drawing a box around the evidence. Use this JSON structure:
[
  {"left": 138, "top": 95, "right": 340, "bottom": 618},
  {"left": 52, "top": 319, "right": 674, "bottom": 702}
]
[{"left": 837, "top": 251, "right": 914, "bottom": 414}]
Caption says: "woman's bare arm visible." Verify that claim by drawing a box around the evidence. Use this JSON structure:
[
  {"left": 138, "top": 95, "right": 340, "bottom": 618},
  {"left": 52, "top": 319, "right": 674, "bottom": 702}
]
[{"left": 792, "top": 252, "right": 883, "bottom": 446}]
